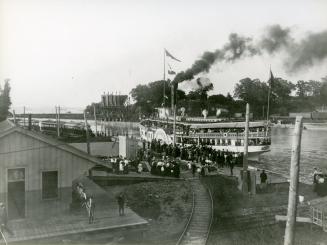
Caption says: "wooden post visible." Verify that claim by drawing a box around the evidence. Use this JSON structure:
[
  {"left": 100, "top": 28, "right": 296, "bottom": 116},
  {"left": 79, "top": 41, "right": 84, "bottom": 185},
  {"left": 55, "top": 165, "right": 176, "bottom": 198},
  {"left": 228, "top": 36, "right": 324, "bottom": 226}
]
[
  {"left": 163, "top": 49, "right": 166, "bottom": 106},
  {"left": 84, "top": 111, "right": 91, "bottom": 154},
  {"left": 55, "top": 106, "right": 58, "bottom": 136},
  {"left": 13, "top": 110, "right": 16, "bottom": 124},
  {"left": 57, "top": 106, "right": 61, "bottom": 137},
  {"left": 242, "top": 103, "right": 250, "bottom": 193},
  {"left": 23, "top": 106, "right": 26, "bottom": 128},
  {"left": 93, "top": 104, "right": 97, "bottom": 137},
  {"left": 173, "top": 104, "right": 176, "bottom": 146},
  {"left": 284, "top": 116, "right": 303, "bottom": 245}
]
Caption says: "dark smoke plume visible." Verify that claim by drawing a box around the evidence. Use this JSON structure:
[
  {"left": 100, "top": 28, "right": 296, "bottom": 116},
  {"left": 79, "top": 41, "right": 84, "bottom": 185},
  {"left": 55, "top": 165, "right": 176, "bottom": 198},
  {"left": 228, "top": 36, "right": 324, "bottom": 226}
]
[
  {"left": 173, "top": 33, "right": 256, "bottom": 84},
  {"left": 259, "top": 25, "right": 292, "bottom": 53},
  {"left": 173, "top": 25, "right": 327, "bottom": 84},
  {"left": 286, "top": 31, "right": 327, "bottom": 72}
]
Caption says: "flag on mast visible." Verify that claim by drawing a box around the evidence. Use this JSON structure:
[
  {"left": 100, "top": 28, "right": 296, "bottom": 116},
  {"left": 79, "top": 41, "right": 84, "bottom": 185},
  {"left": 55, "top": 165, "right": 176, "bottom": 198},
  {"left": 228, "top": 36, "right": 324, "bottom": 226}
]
[
  {"left": 165, "top": 49, "right": 181, "bottom": 62},
  {"left": 167, "top": 63, "right": 176, "bottom": 75}
]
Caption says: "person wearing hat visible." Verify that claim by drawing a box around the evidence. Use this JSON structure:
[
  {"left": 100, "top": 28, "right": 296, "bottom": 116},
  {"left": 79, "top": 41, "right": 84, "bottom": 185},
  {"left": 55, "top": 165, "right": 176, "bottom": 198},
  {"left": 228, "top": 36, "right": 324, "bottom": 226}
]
[{"left": 0, "top": 202, "right": 14, "bottom": 238}]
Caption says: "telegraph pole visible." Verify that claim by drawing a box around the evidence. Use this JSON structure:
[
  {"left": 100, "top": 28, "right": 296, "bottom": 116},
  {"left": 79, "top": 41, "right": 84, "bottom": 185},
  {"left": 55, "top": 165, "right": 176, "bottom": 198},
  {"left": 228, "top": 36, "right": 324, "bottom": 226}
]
[
  {"left": 55, "top": 106, "right": 58, "bottom": 136},
  {"left": 13, "top": 110, "right": 16, "bottom": 124},
  {"left": 23, "top": 106, "right": 26, "bottom": 128},
  {"left": 173, "top": 104, "right": 177, "bottom": 146},
  {"left": 84, "top": 111, "right": 91, "bottom": 154},
  {"left": 57, "top": 105, "right": 61, "bottom": 137},
  {"left": 284, "top": 116, "right": 303, "bottom": 245},
  {"left": 93, "top": 104, "right": 98, "bottom": 137},
  {"left": 163, "top": 49, "right": 166, "bottom": 106},
  {"left": 242, "top": 103, "right": 250, "bottom": 193}
]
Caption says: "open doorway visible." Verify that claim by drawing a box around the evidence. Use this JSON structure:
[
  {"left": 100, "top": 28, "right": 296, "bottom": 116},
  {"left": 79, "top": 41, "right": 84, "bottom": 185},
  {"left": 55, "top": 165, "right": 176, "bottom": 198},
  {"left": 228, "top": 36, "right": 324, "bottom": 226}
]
[{"left": 7, "top": 168, "right": 26, "bottom": 220}]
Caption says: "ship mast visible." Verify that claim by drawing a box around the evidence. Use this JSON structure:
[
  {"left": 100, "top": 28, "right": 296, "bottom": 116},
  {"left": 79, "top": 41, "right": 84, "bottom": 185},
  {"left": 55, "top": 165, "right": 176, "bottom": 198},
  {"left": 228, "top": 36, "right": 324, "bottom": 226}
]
[
  {"left": 266, "top": 67, "right": 274, "bottom": 122},
  {"left": 163, "top": 49, "right": 166, "bottom": 107},
  {"left": 266, "top": 68, "right": 274, "bottom": 136}
]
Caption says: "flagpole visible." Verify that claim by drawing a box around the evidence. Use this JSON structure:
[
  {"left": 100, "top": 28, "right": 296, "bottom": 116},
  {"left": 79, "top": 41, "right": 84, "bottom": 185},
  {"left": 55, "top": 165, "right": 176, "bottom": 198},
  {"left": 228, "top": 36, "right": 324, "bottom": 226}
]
[
  {"left": 266, "top": 85, "right": 271, "bottom": 122},
  {"left": 266, "top": 67, "right": 272, "bottom": 122},
  {"left": 163, "top": 49, "right": 166, "bottom": 107}
]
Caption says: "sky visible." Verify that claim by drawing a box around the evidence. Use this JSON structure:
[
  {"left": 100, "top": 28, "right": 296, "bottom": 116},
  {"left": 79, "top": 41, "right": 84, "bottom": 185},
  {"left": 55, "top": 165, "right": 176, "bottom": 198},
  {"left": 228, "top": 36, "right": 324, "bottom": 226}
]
[{"left": 1, "top": 0, "right": 327, "bottom": 113}]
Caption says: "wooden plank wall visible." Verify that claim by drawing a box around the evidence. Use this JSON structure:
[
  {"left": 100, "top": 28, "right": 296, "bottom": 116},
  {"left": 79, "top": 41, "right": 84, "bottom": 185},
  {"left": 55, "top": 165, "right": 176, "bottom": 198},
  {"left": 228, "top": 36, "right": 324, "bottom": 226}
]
[{"left": 0, "top": 131, "right": 94, "bottom": 195}]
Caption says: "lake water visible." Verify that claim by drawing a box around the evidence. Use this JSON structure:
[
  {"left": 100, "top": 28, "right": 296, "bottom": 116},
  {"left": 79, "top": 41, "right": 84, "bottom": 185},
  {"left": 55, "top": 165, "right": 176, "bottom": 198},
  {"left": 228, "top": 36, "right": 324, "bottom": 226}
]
[
  {"left": 36, "top": 118, "right": 327, "bottom": 184},
  {"left": 255, "top": 124, "right": 327, "bottom": 184},
  {"left": 97, "top": 121, "right": 327, "bottom": 184}
]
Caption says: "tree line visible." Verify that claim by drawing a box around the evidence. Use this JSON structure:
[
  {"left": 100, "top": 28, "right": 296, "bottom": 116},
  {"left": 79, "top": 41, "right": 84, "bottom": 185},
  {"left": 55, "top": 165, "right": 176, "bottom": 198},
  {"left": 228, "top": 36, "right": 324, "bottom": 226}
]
[
  {"left": 0, "top": 79, "right": 11, "bottom": 122},
  {"left": 129, "top": 75, "right": 327, "bottom": 119}
]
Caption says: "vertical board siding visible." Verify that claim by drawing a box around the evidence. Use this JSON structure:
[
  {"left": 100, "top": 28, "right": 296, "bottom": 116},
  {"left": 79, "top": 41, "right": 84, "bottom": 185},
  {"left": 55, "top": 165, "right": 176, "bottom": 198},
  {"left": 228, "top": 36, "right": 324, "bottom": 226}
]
[{"left": 0, "top": 131, "right": 95, "bottom": 196}]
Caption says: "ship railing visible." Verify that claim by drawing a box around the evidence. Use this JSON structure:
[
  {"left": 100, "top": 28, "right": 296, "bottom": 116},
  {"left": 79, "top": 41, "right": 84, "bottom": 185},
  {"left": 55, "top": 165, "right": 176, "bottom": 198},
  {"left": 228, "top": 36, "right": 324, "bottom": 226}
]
[{"left": 187, "top": 132, "right": 270, "bottom": 138}]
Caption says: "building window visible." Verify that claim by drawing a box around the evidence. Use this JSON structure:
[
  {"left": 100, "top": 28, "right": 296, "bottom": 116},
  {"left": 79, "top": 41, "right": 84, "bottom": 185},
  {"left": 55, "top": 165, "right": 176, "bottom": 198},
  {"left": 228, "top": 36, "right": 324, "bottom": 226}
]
[{"left": 42, "top": 171, "right": 58, "bottom": 199}]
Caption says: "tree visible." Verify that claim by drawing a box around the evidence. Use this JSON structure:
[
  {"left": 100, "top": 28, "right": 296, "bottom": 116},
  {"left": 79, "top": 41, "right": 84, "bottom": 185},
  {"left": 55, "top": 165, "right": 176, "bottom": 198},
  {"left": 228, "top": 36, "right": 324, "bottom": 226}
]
[
  {"left": 0, "top": 79, "right": 12, "bottom": 122},
  {"left": 233, "top": 78, "right": 268, "bottom": 117},
  {"left": 130, "top": 80, "right": 185, "bottom": 116},
  {"left": 296, "top": 80, "right": 321, "bottom": 97},
  {"left": 295, "top": 80, "right": 307, "bottom": 97}
]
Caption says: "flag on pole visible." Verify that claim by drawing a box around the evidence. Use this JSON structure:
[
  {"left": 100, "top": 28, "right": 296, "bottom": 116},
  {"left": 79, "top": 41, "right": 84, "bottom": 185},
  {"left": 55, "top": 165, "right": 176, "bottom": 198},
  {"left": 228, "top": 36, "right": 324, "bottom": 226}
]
[
  {"left": 165, "top": 49, "right": 181, "bottom": 62},
  {"left": 167, "top": 63, "right": 176, "bottom": 75}
]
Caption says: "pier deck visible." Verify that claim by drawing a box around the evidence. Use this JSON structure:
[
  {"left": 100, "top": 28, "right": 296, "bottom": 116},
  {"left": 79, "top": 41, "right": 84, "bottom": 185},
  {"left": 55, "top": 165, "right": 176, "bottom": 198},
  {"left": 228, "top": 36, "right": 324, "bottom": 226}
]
[
  {"left": 1, "top": 177, "right": 147, "bottom": 244},
  {"left": 217, "top": 166, "right": 288, "bottom": 184}
]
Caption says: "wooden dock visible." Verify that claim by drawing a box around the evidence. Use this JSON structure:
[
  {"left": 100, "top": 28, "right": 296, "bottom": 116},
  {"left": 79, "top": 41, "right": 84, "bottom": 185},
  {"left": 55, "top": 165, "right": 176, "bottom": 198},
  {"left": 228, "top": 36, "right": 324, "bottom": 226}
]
[{"left": 1, "top": 177, "right": 148, "bottom": 244}]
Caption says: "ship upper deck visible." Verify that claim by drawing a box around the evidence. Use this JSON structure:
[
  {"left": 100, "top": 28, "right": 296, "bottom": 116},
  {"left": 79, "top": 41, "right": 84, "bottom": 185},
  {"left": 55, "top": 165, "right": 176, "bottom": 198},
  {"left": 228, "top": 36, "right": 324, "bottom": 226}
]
[{"left": 140, "top": 118, "right": 269, "bottom": 129}]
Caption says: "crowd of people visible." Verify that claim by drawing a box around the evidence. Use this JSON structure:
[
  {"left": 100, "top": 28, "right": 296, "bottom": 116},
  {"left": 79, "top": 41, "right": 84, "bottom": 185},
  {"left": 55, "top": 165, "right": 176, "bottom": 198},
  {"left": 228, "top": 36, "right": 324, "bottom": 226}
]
[
  {"left": 150, "top": 159, "right": 180, "bottom": 178},
  {"left": 110, "top": 157, "right": 131, "bottom": 174},
  {"left": 138, "top": 139, "right": 245, "bottom": 176}
]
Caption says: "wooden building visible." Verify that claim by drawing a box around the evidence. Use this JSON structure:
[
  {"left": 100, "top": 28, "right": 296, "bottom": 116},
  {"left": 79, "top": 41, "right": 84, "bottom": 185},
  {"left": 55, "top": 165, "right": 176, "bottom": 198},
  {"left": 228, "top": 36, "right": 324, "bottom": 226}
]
[{"left": 0, "top": 120, "right": 101, "bottom": 220}]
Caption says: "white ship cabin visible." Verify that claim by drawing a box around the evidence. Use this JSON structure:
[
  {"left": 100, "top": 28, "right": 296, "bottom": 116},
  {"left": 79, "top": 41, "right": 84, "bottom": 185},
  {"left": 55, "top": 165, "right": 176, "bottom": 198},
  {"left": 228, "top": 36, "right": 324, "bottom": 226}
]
[
  {"left": 178, "top": 121, "right": 271, "bottom": 148},
  {"left": 140, "top": 119, "right": 270, "bottom": 149}
]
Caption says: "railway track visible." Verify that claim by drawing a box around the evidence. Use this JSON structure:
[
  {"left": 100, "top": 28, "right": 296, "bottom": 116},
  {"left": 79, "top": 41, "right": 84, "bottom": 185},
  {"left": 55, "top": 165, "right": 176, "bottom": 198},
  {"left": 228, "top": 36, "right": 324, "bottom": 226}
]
[{"left": 176, "top": 178, "right": 213, "bottom": 245}]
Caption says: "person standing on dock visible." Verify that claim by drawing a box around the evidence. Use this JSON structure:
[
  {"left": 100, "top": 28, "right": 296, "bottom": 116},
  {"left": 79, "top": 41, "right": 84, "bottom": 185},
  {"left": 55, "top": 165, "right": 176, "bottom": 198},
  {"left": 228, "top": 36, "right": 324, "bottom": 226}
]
[
  {"left": 191, "top": 162, "right": 197, "bottom": 177},
  {"left": 117, "top": 192, "right": 126, "bottom": 216},
  {"left": 86, "top": 195, "right": 95, "bottom": 224},
  {"left": 260, "top": 170, "right": 268, "bottom": 189}
]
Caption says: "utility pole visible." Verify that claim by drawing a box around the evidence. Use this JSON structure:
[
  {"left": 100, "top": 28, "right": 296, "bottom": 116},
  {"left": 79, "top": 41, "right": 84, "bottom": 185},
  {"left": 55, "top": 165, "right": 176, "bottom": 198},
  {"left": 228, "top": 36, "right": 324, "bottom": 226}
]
[
  {"left": 55, "top": 106, "right": 58, "bottom": 136},
  {"left": 84, "top": 111, "right": 91, "bottom": 154},
  {"left": 173, "top": 104, "right": 177, "bottom": 146},
  {"left": 284, "top": 116, "right": 303, "bottom": 245},
  {"left": 171, "top": 82, "right": 177, "bottom": 146},
  {"left": 57, "top": 105, "right": 61, "bottom": 137},
  {"left": 23, "top": 106, "right": 26, "bottom": 128},
  {"left": 163, "top": 49, "right": 166, "bottom": 106},
  {"left": 266, "top": 88, "right": 271, "bottom": 122},
  {"left": 242, "top": 103, "right": 250, "bottom": 193},
  {"left": 93, "top": 104, "right": 98, "bottom": 137},
  {"left": 13, "top": 110, "right": 16, "bottom": 124}
]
